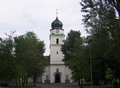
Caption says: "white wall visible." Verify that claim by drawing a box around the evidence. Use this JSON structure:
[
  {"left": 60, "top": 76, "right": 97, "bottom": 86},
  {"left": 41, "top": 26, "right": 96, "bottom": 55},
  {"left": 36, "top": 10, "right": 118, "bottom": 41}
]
[
  {"left": 42, "top": 66, "right": 50, "bottom": 83},
  {"left": 50, "top": 30, "right": 65, "bottom": 64},
  {"left": 65, "top": 66, "right": 73, "bottom": 83},
  {"left": 50, "top": 45, "right": 64, "bottom": 64},
  {"left": 50, "top": 35, "right": 64, "bottom": 45},
  {"left": 50, "top": 29, "right": 64, "bottom": 34}
]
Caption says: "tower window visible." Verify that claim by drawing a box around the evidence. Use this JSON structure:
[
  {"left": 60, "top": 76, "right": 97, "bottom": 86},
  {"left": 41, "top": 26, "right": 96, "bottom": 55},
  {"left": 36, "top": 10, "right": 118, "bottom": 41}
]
[
  {"left": 56, "top": 38, "right": 59, "bottom": 44},
  {"left": 57, "top": 51, "right": 58, "bottom": 54}
]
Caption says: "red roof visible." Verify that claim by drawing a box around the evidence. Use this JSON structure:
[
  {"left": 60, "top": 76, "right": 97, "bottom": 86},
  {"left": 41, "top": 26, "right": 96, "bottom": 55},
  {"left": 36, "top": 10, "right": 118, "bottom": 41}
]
[{"left": 45, "top": 55, "right": 50, "bottom": 64}]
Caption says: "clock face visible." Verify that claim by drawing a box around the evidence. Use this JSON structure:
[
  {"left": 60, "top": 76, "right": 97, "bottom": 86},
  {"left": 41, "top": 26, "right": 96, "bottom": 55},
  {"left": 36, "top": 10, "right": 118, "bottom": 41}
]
[{"left": 56, "top": 29, "right": 59, "bottom": 33}]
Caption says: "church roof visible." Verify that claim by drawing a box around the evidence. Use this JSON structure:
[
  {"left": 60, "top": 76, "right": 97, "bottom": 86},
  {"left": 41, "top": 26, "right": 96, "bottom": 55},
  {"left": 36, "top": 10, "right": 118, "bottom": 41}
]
[
  {"left": 45, "top": 55, "right": 50, "bottom": 64},
  {"left": 51, "top": 16, "right": 63, "bottom": 29}
]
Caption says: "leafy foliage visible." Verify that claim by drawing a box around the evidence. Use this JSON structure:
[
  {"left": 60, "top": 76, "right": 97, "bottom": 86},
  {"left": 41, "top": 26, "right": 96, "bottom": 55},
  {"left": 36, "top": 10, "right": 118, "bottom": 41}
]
[
  {"left": 80, "top": 0, "right": 120, "bottom": 86},
  {"left": 14, "top": 31, "right": 47, "bottom": 86},
  {"left": 61, "top": 30, "right": 90, "bottom": 85},
  {"left": 0, "top": 31, "right": 46, "bottom": 86},
  {"left": 0, "top": 38, "right": 20, "bottom": 81},
  {"left": 61, "top": 30, "right": 81, "bottom": 62}
]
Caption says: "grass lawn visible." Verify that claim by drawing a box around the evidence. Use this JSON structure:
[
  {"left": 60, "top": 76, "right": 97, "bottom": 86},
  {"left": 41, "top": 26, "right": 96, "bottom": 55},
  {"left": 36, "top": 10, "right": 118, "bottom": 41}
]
[{"left": 69, "top": 85, "right": 114, "bottom": 88}]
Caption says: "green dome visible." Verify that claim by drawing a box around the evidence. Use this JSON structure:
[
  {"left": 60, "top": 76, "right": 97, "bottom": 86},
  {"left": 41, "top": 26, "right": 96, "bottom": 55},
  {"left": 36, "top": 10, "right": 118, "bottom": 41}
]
[{"left": 51, "top": 17, "right": 63, "bottom": 29}]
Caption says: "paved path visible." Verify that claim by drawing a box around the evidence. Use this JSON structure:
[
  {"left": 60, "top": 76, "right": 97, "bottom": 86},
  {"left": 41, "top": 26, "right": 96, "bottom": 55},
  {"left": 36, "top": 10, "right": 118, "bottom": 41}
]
[{"left": 36, "top": 83, "right": 78, "bottom": 88}]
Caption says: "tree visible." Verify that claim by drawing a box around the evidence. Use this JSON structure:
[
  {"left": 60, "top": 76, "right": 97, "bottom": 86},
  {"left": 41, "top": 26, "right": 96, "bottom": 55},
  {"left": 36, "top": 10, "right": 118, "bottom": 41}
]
[
  {"left": 61, "top": 30, "right": 90, "bottom": 87},
  {"left": 0, "top": 37, "right": 20, "bottom": 86},
  {"left": 104, "top": 0, "right": 120, "bottom": 18},
  {"left": 14, "top": 31, "right": 47, "bottom": 86},
  {"left": 61, "top": 30, "right": 81, "bottom": 62},
  {"left": 69, "top": 39, "right": 90, "bottom": 88},
  {"left": 105, "top": 68, "right": 113, "bottom": 84},
  {"left": 80, "top": 0, "right": 120, "bottom": 86}
]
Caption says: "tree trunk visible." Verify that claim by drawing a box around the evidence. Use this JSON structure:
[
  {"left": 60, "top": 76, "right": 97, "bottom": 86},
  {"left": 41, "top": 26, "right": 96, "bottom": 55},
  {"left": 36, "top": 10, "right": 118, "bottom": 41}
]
[
  {"left": 22, "top": 77, "right": 25, "bottom": 87},
  {"left": 78, "top": 80, "right": 80, "bottom": 85},
  {"left": 18, "top": 78, "right": 21, "bottom": 86},
  {"left": 26, "top": 78, "right": 28, "bottom": 88},
  {"left": 16, "top": 81, "right": 18, "bottom": 87},
  {"left": 80, "top": 79, "right": 83, "bottom": 88},
  {"left": 113, "top": 78, "right": 118, "bottom": 88},
  {"left": 33, "top": 74, "right": 36, "bottom": 86}
]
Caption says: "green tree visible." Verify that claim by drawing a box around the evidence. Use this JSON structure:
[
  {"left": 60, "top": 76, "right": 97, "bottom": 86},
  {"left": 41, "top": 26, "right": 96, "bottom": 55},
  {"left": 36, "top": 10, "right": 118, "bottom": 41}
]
[
  {"left": 80, "top": 0, "right": 120, "bottom": 86},
  {"left": 0, "top": 37, "right": 20, "bottom": 85},
  {"left": 61, "top": 30, "right": 90, "bottom": 87},
  {"left": 105, "top": 68, "right": 113, "bottom": 84},
  {"left": 61, "top": 30, "right": 81, "bottom": 62},
  {"left": 70, "top": 39, "right": 90, "bottom": 88},
  {"left": 14, "top": 31, "right": 47, "bottom": 86},
  {"left": 104, "top": 0, "right": 120, "bottom": 18}
]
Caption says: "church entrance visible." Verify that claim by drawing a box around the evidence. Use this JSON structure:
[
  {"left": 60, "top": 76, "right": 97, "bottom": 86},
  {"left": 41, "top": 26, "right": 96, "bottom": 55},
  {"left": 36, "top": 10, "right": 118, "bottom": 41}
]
[{"left": 55, "top": 72, "right": 60, "bottom": 83}]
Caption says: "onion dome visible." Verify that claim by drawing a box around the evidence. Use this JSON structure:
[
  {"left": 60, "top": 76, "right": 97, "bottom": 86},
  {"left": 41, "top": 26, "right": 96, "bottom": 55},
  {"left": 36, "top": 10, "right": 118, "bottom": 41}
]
[{"left": 51, "top": 17, "right": 63, "bottom": 29}]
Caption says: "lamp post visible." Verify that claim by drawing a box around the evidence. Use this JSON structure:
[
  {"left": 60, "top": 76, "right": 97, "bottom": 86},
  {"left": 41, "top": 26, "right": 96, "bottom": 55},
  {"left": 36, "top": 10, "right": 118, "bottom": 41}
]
[{"left": 87, "top": 37, "right": 93, "bottom": 88}]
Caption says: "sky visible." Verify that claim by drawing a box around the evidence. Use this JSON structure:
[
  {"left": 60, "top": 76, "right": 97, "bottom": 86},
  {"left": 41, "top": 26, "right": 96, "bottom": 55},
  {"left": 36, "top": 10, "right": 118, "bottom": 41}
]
[{"left": 0, "top": 0, "right": 88, "bottom": 55}]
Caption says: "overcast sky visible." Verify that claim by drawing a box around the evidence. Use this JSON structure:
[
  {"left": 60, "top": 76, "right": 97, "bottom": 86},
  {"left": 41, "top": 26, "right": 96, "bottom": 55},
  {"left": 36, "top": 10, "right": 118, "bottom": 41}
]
[{"left": 0, "top": 0, "right": 88, "bottom": 55}]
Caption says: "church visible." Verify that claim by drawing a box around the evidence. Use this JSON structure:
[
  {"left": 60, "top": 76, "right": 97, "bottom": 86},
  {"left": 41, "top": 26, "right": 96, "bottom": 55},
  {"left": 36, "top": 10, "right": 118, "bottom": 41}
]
[{"left": 29, "top": 15, "right": 73, "bottom": 83}]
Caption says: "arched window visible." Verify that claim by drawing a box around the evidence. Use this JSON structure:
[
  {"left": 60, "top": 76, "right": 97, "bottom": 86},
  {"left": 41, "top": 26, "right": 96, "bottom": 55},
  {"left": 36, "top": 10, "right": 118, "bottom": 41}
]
[{"left": 56, "top": 38, "right": 59, "bottom": 44}]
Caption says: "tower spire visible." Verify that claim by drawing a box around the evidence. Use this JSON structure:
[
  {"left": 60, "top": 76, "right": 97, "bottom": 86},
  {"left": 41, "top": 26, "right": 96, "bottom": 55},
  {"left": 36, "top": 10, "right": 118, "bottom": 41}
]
[{"left": 56, "top": 9, "right": 58, "bottom": 17}]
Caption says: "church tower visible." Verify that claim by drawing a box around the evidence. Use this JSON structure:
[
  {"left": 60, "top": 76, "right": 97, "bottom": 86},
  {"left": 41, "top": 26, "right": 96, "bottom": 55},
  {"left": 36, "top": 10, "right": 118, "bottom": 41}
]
[
  {"left": 40, "top": 13, "right": 73, "bottom": 83},
  {"left": 49, "top": 15, "right": 66, "bottom": 83},
  {"left": 50, "top": 15, "right": 65, "bottom": 64}
]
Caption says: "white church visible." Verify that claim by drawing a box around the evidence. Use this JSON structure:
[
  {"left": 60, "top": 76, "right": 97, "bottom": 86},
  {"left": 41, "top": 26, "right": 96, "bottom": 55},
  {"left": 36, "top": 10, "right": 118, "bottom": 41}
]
[{"left": 29, "top": 15, "right": 73, "bottom": 83}]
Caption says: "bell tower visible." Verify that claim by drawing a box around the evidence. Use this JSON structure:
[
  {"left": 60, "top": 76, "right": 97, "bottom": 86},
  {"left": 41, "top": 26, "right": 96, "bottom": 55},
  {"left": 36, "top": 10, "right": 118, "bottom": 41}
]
[
  {"left": 49, "top": 13, "right": 65, "bottom": 64},
  {"left": 41, "top": 12, "right": 72, "bottom": 84}
]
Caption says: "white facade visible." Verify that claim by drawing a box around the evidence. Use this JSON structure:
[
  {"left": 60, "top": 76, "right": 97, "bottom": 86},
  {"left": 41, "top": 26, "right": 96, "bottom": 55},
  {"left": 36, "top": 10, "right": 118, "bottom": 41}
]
[{"left": 50, "top": 32, "right": 65, "bottom": 64}]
